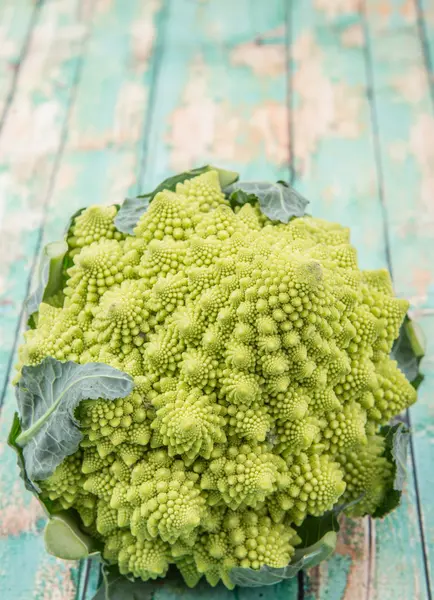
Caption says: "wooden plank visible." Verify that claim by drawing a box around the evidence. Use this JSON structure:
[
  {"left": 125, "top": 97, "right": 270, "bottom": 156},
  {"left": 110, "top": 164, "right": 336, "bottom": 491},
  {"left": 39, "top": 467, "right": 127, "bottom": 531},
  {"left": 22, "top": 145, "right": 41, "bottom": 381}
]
[
  {"left": 0, "top": 0, "right": 40, "bottom": 123},
  {"left": 38, "top": 2, "right": 166, "bottom": 595},
  {"left": 0, "top": 1, "right": 96, "bottom": 597},
  {"left": 364, "top": 1, "right": 433, "bottom": 598},
  {"left": 0, "top": 0, "right": 92, "bottom": 396},
  {"left": 409, "top": 315, "right": 434, "bottom": 593},
  {"left": 288, "top": 0, "right": 388, "bottom": 271},
  {"left": 417, "top": 0, "right": 434, "bottom": 105},
  {"left": 152, "top": 579, "right": 298, "bottom": 600},
  {"left": 363, "top": 0, "right": 434, "bottom": 309},
  {"left": 141, "top": 0, "right": 291, "bottom": 189},
  {"left": 289, "top": 1, "right": 377, "bottom": 597},
  {"left": 290, "top": 0, "right": 428, "bottom": 598},
  {"left": 0, "top": 1, "right": 167, "bottom": 598}
]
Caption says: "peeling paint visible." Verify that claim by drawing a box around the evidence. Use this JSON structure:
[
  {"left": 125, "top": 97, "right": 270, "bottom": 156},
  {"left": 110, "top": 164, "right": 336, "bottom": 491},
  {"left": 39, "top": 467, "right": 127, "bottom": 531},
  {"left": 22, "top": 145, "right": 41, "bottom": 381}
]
[
  {"left": 340, "top": 23, "right": 364, "bottom": 47},
  {"left": 315, "top": 0, "right": 361, "bottom": 19},
  {"left": 393, "top": 66, "right": 429, "bottom": 104},
  {"left": 292, "top": 33, "right": 364, "bottom": 174},
  {"left": 230, "top": 40, "right": 286, "bottom": 77},
  {"left": 410, "top": 114, "right": 434, "bottom": 220},
  {"left": 33, "top": 559, "right": 76, "bottom": 600}
]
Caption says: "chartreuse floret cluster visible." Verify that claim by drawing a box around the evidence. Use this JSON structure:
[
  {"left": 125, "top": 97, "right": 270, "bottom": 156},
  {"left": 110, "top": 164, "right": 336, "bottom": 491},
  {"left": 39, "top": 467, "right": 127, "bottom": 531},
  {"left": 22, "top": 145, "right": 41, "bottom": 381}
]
[{"left": 17, "top": 170, "right": 417, "bottom": 589}]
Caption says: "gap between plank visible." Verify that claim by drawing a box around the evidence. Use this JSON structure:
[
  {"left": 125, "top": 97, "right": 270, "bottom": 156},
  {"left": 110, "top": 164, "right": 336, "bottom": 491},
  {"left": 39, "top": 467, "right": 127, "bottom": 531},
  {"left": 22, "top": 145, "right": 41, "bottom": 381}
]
[
  {"left": 359, "top": 0, "right": 393, "bottom": 282},
  {"left": 408, "top": 411, "right": 433, "bottom": 600},
  {"left": 0, "top": 2, "right": 96, "bottom": 413},
  {"left": 284, "top": 0, "right": 295, "bottom": 186},
  {"left": 360, "top": 3, "right": 432, "bottom": 599},
  {"left": 297, "top": 569, "right": 304, "bottom": 600},
  {"left": 79, "top": 559, "right": 91, "bottom": 600},
  {"left": 414, "top": 0, "right": 434, "bottom": 112},
  {"left": 365, "top": 517, "right": 374, "bottom": 600},
  {"left": 0, "top": 0, "right": 44, "bottom": 135}
]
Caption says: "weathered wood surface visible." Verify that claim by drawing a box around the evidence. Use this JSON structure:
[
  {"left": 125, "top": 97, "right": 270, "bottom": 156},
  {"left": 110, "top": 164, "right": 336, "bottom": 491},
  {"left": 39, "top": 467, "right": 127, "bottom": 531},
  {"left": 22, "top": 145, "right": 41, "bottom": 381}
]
[{"left": 0, "top": 0, "right": 432, "bottom": 598}]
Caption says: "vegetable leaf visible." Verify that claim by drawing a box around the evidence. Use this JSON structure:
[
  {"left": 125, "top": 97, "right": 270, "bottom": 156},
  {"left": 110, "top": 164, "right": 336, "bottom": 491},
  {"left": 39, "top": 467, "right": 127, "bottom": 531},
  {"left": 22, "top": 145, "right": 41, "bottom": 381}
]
[
  {"left": 15, "top": 357, "right": 134, "bottom": 484},
  {"left": 26, "top": 207, "right": 87, "bottom": 329},
  {"left": 392, "top": 315, "right": 425, "bottom": 389},
  {"left": 113, "top": 196, "right": 152, "bottom": 236},
  {"left": 44, "top": 511, "right": 98, "bottom": 560},
  {"left": 115, "top": 166, "right": 239, "bottom": 234},
  {"left": 225, "top": 180, "right": 309, "bottom": 223},
  {"left": 373, "top": 423, "right": 411, "bottom": 518},
  {"left": 8, "top": 413, "right": 48, "bottom": 501},
  {"left": 26, "top": 241, "right": 69, "bottom": 327}
]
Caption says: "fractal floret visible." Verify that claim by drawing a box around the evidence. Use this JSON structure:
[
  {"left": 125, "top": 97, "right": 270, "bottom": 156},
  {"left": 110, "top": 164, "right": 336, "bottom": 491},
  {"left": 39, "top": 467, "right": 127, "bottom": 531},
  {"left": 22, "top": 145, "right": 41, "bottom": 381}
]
[{"left": 11, "top": 168, "right": 421, "bottom": 592}]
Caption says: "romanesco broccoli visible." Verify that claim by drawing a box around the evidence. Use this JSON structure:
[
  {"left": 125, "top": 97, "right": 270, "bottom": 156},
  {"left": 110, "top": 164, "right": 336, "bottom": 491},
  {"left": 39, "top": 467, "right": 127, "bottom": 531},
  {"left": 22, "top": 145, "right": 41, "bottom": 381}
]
[{"left": 14, "top": 169, "right": 418, "bottom": 589}]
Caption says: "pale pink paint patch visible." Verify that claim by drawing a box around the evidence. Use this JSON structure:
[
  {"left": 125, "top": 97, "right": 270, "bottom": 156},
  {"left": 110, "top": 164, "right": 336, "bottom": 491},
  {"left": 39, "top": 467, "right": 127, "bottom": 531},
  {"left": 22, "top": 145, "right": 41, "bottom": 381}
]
[
  {"left": 248, "top": 102, "right": 289, "bottom": 165},
  {"left": 168, "top": 54, "right": 222, "bottom": 170},
  {"left": 0, "top": 481, "right": 44, "bottom": 538},
  {"left": 393, "top": 66, "right": 429, "bottom": 105},
  {"left": 68, "top": 0, "right": 159, "bottom": 152},
  {"left": 308, "top": 516, "right": 371, "bottom": 599},
  {"left": 34, "top": 559, "right": 76, "bottom": 600},
  {"left": 409, "top": 114, "right": 434, "bottom": 221},
  {"left": 388, "top": 141, "right": 408, "bottom": 163},
  {"left": 131, "top": 3, "right": 159, "bottom": 71},
  {"left": 315, "top": 0, "right": 361, "bottom": 19},
  {"left": 230, "top": 41, "right": 286, "bottom": 77},
  {"left": 411, "top": 269, "right": 432, "bottom": 306},
  {"left": 292, "top": 33, "right": 364, "bottom": 175},
  {"left": 399, "top": 0, "right": 417, "bottom": 21},
  {"left": 167, "top": 53, "right": 289, "bottom": 169},
  {"left": 341, "top": 24, "right": 364, "bottom": 48}
]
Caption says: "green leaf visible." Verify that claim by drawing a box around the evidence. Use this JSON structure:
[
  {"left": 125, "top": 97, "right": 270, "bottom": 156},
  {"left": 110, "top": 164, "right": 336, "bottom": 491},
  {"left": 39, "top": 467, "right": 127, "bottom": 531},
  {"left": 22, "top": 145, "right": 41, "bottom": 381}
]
[
  {"left": 212, "top": 166, "right": 239, "bottom": 188},
  {"left": 114, "top": 195, "right": 152, "bottom": 236},
  {"left": 8, "top": 413, "right": 66, "bottom": 519},
  {"left": 10, "top": 412, "right": 102, "bottom": 558},
  {"left": 227, "top": 188, "right": 258, "bottom": 208},
  {"left": 224, "top": 180, "right": 309, "bottom": 223},
  {"left": 115, "top": 166, "right": 239, "bottom": 234},
  {"left": 26, "top": 208, "right": 86, "bottom": 329},
  {"left": 26, "top": 241, "right": 69, "bottom": 327},
  {"left": 392, "top": 315, "right": 425, "bottom": 389},
  {"left": 44, "top": 512, "right": 98, "bottom": 560},
  {"left": 8, "top": 413, "right": 47, "bottom": 500},
  {"left": 15, "top": 357, "right": 134, "bottom": 484},
  {"left": 92, "top": 565, "right": 157, "bottom": 600},
  {"left": 373, "top": 422, "right": 411, "bottom": 518}
]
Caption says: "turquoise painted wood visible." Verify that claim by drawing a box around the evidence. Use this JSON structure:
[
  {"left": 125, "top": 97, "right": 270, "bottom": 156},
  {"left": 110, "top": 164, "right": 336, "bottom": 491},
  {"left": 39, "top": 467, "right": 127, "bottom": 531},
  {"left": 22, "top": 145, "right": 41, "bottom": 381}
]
[
  {"left": 0, "top": 0, "right": 432, "bottom": 599},
  {"left": 0, "top": 0, "right": 37, "bottom": 119}
]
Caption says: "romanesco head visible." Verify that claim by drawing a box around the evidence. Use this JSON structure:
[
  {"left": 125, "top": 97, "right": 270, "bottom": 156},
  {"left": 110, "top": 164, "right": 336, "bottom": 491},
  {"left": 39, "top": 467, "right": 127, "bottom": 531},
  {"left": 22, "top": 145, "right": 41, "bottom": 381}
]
[{"left": 18, "top": 170, "right": 416, "bottom": 589}]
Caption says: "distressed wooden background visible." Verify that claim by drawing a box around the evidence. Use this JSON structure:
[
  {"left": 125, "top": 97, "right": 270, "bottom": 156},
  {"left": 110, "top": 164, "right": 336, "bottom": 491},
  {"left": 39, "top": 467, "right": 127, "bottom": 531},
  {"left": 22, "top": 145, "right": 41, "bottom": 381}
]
[{"left": 0, "top": 0, "right": 433, "bottom": 598}]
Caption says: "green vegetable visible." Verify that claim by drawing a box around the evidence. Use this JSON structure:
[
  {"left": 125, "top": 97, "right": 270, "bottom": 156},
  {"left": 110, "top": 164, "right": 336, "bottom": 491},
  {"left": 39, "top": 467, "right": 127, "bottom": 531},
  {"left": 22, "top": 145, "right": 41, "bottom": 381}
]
[
  {"left": 115, "top": 165, "right": 239, "bottom": 234},
  {"left": 10, "top": 167, "right": 422, "bottom": 591}
]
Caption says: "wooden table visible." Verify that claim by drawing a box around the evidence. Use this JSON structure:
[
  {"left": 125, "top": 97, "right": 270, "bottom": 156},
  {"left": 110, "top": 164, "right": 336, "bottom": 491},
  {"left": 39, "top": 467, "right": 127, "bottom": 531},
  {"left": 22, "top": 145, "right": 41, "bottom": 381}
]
[{"left": 0, "top": 0, "right": 432, "bottom": 598}]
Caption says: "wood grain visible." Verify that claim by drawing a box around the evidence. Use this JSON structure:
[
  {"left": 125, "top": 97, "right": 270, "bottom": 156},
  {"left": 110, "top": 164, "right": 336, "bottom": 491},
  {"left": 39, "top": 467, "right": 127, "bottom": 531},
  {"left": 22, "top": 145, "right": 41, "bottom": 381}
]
[
  {"left": 0, "top": 0, "right": 40, "bottom": 125},
  {"left": 0, "top": 0, "right": 432, "bottom": 599},
  {"left": 0, "top": 0, "right": 165, "bottom": 597}
]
